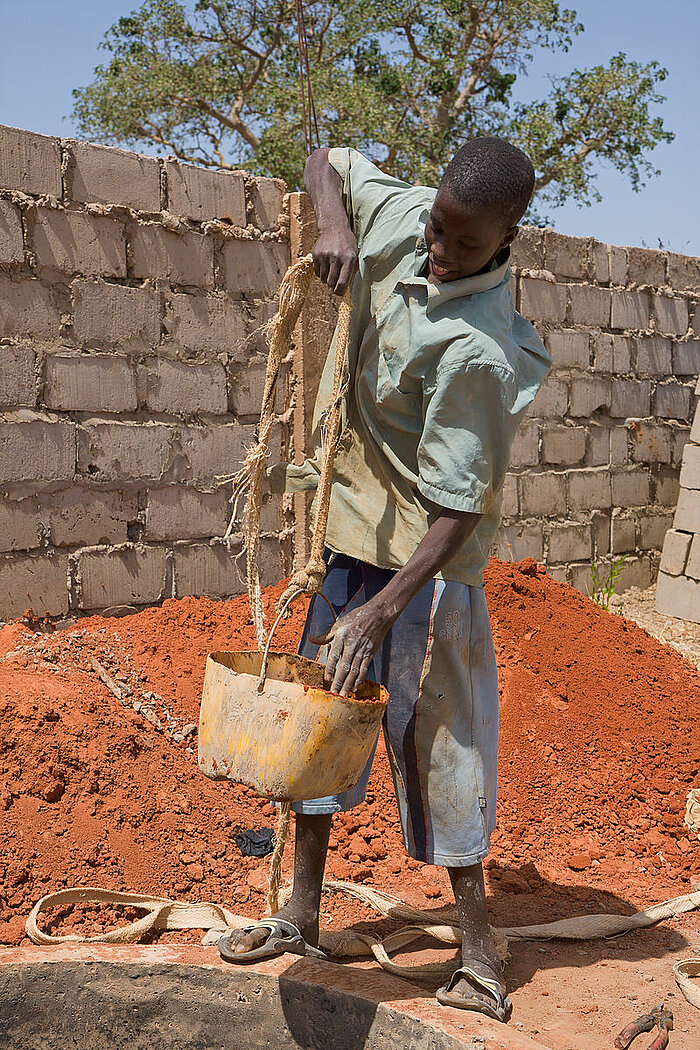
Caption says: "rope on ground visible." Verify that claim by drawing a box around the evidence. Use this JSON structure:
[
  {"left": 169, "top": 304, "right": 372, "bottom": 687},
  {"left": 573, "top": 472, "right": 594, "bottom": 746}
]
[{"left": 26, "top": 883, "right": 700, "bottom": 1007}]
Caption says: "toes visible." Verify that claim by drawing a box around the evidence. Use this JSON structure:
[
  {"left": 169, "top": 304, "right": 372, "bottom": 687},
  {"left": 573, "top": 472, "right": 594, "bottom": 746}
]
[{"left": 229, "top": 927, "right": 268, "bottom": 954}]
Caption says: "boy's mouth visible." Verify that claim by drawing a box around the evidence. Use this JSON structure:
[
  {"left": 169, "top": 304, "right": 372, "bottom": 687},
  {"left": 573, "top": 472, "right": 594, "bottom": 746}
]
[{"left": 428, "top": 255, "right": 456, "bottom": 280}]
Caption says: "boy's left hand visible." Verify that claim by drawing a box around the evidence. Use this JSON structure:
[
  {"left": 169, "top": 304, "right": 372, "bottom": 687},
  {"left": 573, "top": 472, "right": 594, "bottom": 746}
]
[{"left": 309, "top": 599, "right": 393, "bottom": 697}]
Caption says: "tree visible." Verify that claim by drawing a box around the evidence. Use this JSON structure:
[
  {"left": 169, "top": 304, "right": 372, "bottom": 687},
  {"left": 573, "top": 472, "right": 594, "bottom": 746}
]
[{"left": 72, "top": 0, "right": 673, "bottom": 208}]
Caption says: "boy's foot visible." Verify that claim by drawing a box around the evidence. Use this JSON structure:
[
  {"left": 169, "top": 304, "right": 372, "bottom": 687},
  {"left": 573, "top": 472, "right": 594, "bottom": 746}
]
[
  {"left": 220, "top": 902, "right": 319, "bottom": 958},
  {"left": 437, "top": 957, "right": 512, "bottom": 1022}
]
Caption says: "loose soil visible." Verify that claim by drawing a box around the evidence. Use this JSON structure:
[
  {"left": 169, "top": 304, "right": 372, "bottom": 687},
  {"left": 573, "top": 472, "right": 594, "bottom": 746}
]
[{"left": 1, "top": 559, "right": 699, "bottom": 1049}]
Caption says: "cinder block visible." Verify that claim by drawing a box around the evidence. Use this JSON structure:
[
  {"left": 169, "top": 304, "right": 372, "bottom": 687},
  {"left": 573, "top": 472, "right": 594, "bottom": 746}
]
[
  {"left": 67, "top": 141, "right": 161, "bottom": 212},
  {"left": 0, "top": 410, "right": 75, "bottom": 484},
  {"left": 674, "top": 487, "right": 700, "bottom": 532},
  {"left": 250, "top": 178, "right": 286, "bottom": 231},
  {"left": 653, "top": 295, "right": 689, "bottom": 337},
  {"left": 179, "top": 421, "right": 255, "bottom": 486},
  {"left": 544, "top": 329, "right": 589, "bottom": 369},
  {"left": 563, "top": 562, "right": 595, "bottom": 597},
  {"left": 528, "top": 376, "right": 568, "bottom": 417},
  {"left": 73, "top": 279, "right": 161, "bottom": 349},
  {"left": 655, "top": 571, "right": 700, "bottom": 624},
  {"left": 592, "top": 509, "right": 610, "bottom": 557},
  {"left": 612, "top": 335, "right": 632, "bottom": 373},
  {"left": 660, "top": 529, "right": 692, "bottom": 576},
  {"left": 567, "top": 468, "right": 611, "bottom": 511},
  {"left": 165, "top": 161, "right": 246, "bottom": 225},
  {"left": 77, "top": 419, "right": 174, "bottom": 481},
  {"left": 591, "top": 241, "right": 609, "bottom": 283},
  {"left": 0, "top": 125, "right": 61, "bottom": 197},
  {"left": 680, "top": 443, "right": 700, "bottom": 489},
  {"left": 146, "top": 486, "right": 230, "bottom": 541},
  {"left": 638, "top": 511, "right": 673, "bottom": 552},
  {"left": 608, "top": 245, "right": 628, "bottom": 286},
  {"left": 544, "top": 231, "right": 588, "bottom": 279},
  {"left": 671, "top": 426, "right": 690, "bottom": 465},
  {"left": 490, "top": 523, "right": 544, "bottom": 562},
  {"left": 614, "top": 554, "right": 655, "bottom": 593},
  {"left": 569, "top": 377, "right": 611, "bottom": 417},
  {"left": 0, "top": 496, "right": 41, "bottom": 552},
  {"left": 546, "top": 564, "right": 569, "bottom": 584},
  {"left": 519, "top": 472, "right": 566, "bottom": 516},
  {"left": 129, "top": 224, "right": 214, "bottom": 287},
  {"left": 0, "top": 345, "right": 36, "bottom": 408},
  {"left": 610, "top": 379, "right": 651, "bottom": 419},
  {"left": 44, "top": 353, "right": 137, "bottom": 413},
  {"left": 78, "top": 545, "right": 167, "bottom": 610},
  {"left": 174, "top": 541, "right": 246, "bottom": 599},
  {"left": 164, "top": 293, "right": 247, "bottom": 357},
  {"left": 611, "top": 290, "right": 650, "bottom": 331},
  {"left": 142, "top": 358, "right": 228, "bottom": 415},
  {"left": 611, "top": 469, "right": 650, "bottom": 507},
  {"left": 32, "top": 208, "right": 126, "bottom": 277},
  {"left": 667, "top": 252, "right": 700, "bottom": 293},
  {"left": 510, "top": 227, "right": 544, "bottom": 270},
  {"left": 693, "top": 405, "right": 700, "bottom": 443},
  {"left": 686, "top": 536, "right": 700, "bottom": 581},
  {"left": 0, "top": 551, "right": 69, "bottom": 619},
  {"left": 44, "top": 489, "right": 137, "bottom": 547},
  {"left": 547, "top": 521, "right": 592, "bottom": 562},
  {"left": 509, "top": 420, "right": 539, "bottom": 467},
  {"left": 653, "top": 467, "right": 680, "bottom": 507},
  {"left": 519, "top": 278, "right": 566, "bottom": 321},
  {"left": 0, "top": 274, "right": 60, "bottom": 339},
  {"left": 541, "top": 424, "right": 586, "bottom": 465},
  {"left": 229, "top": 358, "right": 272, "bottom": 417},
  {"left": 636, "top": 336, "right": 672, "bottom": 375},
  {"left": 610, "top": 427, "right": 629, "bottom": 465},
  {"left": 223, "top": 239, "right": 290, "bottom": 297},
  {"left": 500, "top": 473, "right": 518, "bottom": 516},
  {"left": 586, "top": 423, "right": 610, "bottom": 465},
  {"left": 630, "top": 422, "right": 672, "bottom": 464},
  {"left": 568, "top": 284, "right": 611, "bottom": 327},
  {"left": 592, "top": 332, "right": 613, "bottom": 372},
  {"left": 626, "top": 246, "right": 666, "bottom": 288},
  {"left": 653, "top": 382, "right": 692, "bottom": 420},
  {"left": 611, "top": 510, "right": 636, "bottom": 554},
  {"left": 0, "top": 200, "right": 23, "bottom": 264},
  {"left": 672, "top": 340, "right": 700, "bottom": 376}
]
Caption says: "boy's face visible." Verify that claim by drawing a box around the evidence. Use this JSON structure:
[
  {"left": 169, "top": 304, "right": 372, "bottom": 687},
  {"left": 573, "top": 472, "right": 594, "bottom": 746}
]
[{"left": 424, "top": 184, "right": 517, "bottom": 283}]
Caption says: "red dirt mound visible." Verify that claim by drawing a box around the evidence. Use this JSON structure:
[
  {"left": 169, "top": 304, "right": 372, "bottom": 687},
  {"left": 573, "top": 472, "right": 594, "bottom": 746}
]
[{"left": 0, "top": 561, "right": 698, "bottom": 947}]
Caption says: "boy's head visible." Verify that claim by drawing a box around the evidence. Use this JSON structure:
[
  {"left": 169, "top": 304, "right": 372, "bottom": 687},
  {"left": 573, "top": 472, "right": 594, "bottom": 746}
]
[{"left": 425, "top": 136, "right": 535, "bottom": 282}]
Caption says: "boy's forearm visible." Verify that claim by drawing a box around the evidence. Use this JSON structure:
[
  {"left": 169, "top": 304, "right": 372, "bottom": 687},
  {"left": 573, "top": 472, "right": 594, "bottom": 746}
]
[
  {"left": 373, "top": 509, "right": 480, "bottom": 624},
  {"left": 304, "top": 148, "right": 350, "bottom": 234}
]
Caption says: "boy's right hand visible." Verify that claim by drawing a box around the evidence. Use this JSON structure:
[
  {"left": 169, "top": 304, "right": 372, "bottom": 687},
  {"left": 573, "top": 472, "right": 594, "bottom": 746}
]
[{"left": 312, "top": 227, "right": 358, "bottom": 297}]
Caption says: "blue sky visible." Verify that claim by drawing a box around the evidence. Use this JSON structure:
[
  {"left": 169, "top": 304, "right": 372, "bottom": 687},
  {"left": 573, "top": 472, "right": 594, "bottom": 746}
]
[{"left": 1, "top": 1, "right": 697, "bottom": 254}]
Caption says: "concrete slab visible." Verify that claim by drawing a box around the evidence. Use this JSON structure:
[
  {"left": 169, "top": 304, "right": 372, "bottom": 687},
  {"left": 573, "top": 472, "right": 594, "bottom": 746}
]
[{"left": 0, "top": 943, "right": 551, "bottom": 1050}]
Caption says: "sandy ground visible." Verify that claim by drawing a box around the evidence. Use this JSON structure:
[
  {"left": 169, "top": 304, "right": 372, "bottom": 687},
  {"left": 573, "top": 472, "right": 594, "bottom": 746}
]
[{"left": 611, "top": 583, "right": 700, "bottom": 668}]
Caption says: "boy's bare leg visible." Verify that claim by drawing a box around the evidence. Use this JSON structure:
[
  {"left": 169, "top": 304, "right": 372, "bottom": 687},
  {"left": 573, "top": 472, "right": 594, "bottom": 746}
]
[
  {"left": 448, "top": 863, "right": 504, "bottom": 1005},
  {"left": 227, "top": 813, "right": 331, "bottom": 953}
]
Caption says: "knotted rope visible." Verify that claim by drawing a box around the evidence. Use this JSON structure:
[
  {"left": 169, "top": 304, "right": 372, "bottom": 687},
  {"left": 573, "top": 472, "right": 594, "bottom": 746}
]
[{"left": 233, "top": 254, "right": 351, "bottom": 913}]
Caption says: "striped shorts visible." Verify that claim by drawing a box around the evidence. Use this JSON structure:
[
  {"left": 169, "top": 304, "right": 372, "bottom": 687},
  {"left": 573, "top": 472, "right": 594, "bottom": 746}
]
[{"left": 293, "top": 551, "right": 499, "bottom": 867}]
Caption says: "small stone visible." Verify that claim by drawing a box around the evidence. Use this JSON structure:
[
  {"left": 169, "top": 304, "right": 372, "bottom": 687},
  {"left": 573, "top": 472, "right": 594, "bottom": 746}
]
[
  {"left": 132, "top": 701, "right": 142, "bottom": 713},
  {"left": 499, "top": 871, "right": 530, "bottom": 894},
  {"left": 568, "top": 852, "right": 592, "bottom": 871},
  {"left": 181, "top": 723, "right": 196, "bottom": 739}
]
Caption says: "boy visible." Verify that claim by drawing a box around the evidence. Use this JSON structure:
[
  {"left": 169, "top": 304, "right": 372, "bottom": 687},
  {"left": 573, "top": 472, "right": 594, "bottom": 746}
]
[{"left": 219, "top": 139, "right": 551, "bottom": 1023}]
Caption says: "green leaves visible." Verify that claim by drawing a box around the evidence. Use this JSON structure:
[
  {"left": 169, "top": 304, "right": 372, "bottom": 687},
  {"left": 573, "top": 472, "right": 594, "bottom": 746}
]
[{"left": 72, "top": 0, "right": 672, "bottom": 205}]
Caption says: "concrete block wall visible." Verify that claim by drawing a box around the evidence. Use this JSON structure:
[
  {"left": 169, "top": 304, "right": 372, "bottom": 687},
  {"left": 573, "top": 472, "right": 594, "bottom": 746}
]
[
  {"left": 655, "top": 377, "right": 700, "bottom": 621},
  {"left": 493, "top": 229, "right": 699, "bottom": 595},
  {"left": 0, "top": 124, "right": 290, "bottom": 620}
]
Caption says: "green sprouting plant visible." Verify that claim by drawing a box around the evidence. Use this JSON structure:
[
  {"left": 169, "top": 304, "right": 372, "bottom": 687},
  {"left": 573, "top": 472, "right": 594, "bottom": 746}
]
[{"left": 589, "top": 554, "right": 628, "bottom": 611}]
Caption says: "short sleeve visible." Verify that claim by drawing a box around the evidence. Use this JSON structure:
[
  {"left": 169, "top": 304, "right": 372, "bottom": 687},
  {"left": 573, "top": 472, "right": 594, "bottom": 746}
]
[
  {"left": 417, "top": 361, "right": 518, "bottom": 514},
  {"left": 328, "top": 147, "right": 411, "bottom": 245}
]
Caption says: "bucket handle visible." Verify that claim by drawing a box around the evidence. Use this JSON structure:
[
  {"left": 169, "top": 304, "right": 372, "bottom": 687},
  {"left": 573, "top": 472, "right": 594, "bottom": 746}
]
[{"left": 258, "top": 588, "right": 337, "bottom": 691}]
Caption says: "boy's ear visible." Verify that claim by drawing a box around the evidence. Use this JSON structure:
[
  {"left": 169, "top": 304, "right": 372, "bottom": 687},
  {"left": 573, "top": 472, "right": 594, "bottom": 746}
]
[{"left": 500, "top": 225, "right": 519, "bottom": 250}]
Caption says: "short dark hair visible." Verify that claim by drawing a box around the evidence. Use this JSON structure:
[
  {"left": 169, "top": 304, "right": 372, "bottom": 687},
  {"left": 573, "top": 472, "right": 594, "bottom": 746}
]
[{"left": 441, "top": 136, "right": 535, "bottom": 228}]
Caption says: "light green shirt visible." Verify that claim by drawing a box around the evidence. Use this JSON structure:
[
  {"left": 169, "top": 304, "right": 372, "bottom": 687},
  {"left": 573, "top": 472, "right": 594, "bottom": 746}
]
[{"left": 271, "top": 148, "right": 551, "bottom": 587}]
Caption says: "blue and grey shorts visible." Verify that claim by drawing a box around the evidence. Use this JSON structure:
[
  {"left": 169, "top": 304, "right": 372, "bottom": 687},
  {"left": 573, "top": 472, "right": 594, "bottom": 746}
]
[{"left": 294, "top": 551, "right": 499, "bottom": 867}]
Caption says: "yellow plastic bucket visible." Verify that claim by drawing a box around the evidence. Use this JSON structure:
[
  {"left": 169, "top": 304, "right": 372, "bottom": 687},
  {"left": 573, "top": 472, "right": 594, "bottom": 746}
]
[{"left": 198, "top": 650, "right": 388, "bottom": 802}]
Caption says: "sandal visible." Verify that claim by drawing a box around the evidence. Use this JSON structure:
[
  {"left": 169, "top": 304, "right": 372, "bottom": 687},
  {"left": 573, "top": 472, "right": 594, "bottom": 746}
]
[
  {"left": 437, "top": 965, "right": 513, "bottom": 1022},
  {"left": 217, "top": 917, "right": 328, "bottom": 963}
]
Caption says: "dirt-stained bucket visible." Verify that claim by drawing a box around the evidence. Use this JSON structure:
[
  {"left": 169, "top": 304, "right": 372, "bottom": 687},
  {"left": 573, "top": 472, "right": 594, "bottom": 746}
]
[{"left": 198, "top": 651, "right": 388, "bottom": 802}]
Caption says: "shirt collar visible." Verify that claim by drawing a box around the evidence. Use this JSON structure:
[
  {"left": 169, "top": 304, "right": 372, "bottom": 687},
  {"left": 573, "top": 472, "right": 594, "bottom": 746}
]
[{"left": 404, "top": 221, "right": 510, "bottom": 312}]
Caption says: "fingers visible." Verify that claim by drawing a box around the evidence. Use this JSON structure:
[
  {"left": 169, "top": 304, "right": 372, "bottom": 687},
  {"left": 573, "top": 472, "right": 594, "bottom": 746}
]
[
  {"left": 327, "top": 258, "right": 341, "bottom": 293},
  {"left": 338, "top": 649, "right": 372, "bottom": 698},
  {"left": 336, "top": 256, "right": 356, "bottom": 297}
]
